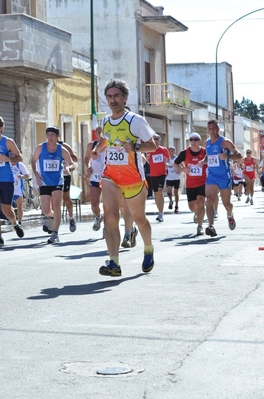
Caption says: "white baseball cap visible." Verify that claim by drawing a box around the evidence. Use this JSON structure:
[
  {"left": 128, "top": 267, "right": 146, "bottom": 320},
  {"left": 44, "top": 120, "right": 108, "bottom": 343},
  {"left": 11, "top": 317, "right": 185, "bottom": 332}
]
[{"left": 189, "top": 132, "right": 201, "bottom": 140}]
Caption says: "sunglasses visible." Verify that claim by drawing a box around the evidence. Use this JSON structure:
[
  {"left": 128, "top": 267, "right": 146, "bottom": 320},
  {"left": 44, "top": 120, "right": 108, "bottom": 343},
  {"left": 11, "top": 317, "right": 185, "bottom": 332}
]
[
  {"left": 154, "top": 137, "right": 160, "bottom": 140},
  {"left": 189, "top": 138, "right": 200, "bottom": 141},
  {"left": 246, "top": 152, "right": 251, "bottom": 154}
]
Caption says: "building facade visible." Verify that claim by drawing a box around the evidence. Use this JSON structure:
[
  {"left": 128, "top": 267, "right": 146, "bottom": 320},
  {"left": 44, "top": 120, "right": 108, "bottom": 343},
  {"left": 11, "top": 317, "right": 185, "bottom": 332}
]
[
  {"left": 167, "top": 61, "right": 264, "bottom": 158},
  {"left": 47, "top": 0, "right": 193, "bottom": 151},
  {"left": 0, "top": 0, "right": 72, "bottom": 172},
  {"left": 50, "top": 53, "right": 99, "bottom": 200},
  {"left": 0, "top": 0, "right": 98, "bottom": 197},
  {"left": 167, "top": 62, "right": 234, "bottom": 141}
]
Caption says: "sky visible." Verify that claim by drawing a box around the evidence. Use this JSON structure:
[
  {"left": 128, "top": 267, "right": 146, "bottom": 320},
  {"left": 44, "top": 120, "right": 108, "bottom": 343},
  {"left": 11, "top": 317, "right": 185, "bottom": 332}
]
[{"left": 150, "top": 0, "right": 264, "bottom": 106}]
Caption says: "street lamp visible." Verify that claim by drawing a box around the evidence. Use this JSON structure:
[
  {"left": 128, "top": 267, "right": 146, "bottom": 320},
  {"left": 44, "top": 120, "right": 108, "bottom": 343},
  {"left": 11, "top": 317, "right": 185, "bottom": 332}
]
[{"left": 215, "top": 8, "right": 264, "bottom": 120}]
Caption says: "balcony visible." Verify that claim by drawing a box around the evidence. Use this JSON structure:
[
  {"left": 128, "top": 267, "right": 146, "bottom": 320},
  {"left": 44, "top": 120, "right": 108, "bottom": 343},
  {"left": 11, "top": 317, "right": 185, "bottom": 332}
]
[
  {"left": 0, "top": 14, "right": 72, "bottom": 80},
  {"left": 140, "top": 83, "right": 193, "bottom": 118}
]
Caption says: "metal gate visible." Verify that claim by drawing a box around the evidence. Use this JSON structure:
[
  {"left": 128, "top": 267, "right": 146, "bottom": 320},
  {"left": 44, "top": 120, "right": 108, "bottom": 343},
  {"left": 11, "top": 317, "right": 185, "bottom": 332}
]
[
  {"left": 0, "top": 84, "right": 16, "bottom": 140},
  {"left": 0, "top": 100, "right": 15, "bottom": 140}
]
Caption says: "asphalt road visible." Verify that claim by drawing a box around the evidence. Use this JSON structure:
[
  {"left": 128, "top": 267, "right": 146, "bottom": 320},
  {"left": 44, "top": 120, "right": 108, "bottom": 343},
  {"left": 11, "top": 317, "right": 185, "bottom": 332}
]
[{"left": 1, "top": 188, "right": 264, "bottom": 399}]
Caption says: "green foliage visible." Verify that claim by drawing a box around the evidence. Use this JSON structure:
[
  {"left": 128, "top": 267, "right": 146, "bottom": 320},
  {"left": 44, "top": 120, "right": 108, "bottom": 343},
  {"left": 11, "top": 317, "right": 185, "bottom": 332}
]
[
  {"left": 234, "top": 97, "right": 264, "bottom": 122},
  {"left": 259, "top": 103, "right": 264, "bottom": 122}
]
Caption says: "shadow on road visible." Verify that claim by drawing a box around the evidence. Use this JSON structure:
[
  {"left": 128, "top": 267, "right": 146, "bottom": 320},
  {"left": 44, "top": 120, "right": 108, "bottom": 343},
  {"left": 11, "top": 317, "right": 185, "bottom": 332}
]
[
  {"left": 176, "top": 235, "right": 226, "bottom": 246},
  {"left": 56, "top": 249, "right": 109, "bottom": 260},
  {"left": 161, "top": 234, "right": 226, "bottom": 245},
  {"left": 0, "top": 237, "right": 100, "bottom": 251},
  {"left": 27, "top": 273, "right": 145, "bottom": 300}
]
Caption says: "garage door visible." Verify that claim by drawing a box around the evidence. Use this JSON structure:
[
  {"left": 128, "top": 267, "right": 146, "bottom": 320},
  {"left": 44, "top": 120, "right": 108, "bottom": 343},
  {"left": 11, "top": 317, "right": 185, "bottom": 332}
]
[{"left": 0, "top": 100, "right": 15, "bottom": 140}]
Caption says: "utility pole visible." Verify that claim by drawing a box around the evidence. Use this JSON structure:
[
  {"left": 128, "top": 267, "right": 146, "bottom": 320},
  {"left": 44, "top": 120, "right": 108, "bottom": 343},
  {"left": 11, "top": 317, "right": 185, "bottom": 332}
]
[{"left": 90, "top": 0, "right": 97, "bottom": 140}]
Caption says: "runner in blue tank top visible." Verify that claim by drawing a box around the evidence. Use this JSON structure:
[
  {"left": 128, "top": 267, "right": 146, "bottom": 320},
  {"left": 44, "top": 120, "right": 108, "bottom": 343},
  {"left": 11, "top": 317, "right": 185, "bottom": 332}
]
[
  {"left": 39, "top": 142, "right": 64, "bottom": 186},
  {"left": 31, "top": 126, "right": 76, "bottom": 244},
  {"left": 0, "top": 116, "right": 25, "bottom": 245},
  {"left": 201, "top": 120, "right": 242, "bottom": 237}
]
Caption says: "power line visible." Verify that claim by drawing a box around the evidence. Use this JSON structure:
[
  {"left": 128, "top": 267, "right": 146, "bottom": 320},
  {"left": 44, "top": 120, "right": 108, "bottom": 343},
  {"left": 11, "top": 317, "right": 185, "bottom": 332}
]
[
  {"left": 181, "top": 17, "right": 264, "bottom": 23},
  {"left": 234, "top": 82, "right": 264, "bottom": 85}
]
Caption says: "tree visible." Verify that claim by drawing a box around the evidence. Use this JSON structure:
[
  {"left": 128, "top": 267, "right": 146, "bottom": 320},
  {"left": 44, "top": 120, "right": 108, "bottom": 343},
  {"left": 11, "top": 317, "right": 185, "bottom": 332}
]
[
  {"left": 234, "top": 97, "right": 260, "bottom": 121},
  {"left": 259, "top": 103, "right": 264, "bottom": 123},
  {"left": 234, "top": 99, "right": 242, "bottom": 115}
]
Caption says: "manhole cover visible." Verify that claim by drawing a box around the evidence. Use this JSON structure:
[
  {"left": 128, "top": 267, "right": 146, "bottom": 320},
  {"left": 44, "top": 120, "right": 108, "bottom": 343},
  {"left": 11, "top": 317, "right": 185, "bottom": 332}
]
[
  {"left": 60, "top": 361, "right": 145, "bottom": 378},
  {"left": 96, "top": 366, "right": 132, "bottom": 376}
]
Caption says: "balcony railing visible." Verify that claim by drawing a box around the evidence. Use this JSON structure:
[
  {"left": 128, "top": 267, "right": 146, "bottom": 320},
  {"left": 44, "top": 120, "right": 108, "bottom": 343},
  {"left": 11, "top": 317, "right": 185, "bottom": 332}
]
[{"left": 143, "top": 83, "right": 190, "bottom": 108}]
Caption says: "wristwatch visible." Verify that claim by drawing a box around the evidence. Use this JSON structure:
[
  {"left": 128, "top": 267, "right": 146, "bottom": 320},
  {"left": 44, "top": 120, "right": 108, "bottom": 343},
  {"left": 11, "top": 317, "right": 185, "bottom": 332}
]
[{"left": 134, "top": 142, "right": 140, "bottom": 152}]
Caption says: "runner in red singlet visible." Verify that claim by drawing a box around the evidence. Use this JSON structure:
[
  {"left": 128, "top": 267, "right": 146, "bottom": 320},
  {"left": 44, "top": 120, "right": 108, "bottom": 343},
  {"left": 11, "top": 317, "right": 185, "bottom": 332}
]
[{"left": 243, "top": 149, "right": 258, "bottom": 205}]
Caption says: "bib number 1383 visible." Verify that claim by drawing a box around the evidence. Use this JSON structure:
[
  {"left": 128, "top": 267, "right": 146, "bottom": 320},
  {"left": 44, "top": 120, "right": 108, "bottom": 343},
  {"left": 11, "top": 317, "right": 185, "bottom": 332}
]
[{"left": 43, "top": 159, "right": 60, "bottom": 171}]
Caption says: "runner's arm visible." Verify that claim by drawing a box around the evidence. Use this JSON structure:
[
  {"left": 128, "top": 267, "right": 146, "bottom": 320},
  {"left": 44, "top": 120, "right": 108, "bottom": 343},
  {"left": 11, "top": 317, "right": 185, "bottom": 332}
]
[
  {"left": 92, "top": 137, "right": 107, "bottom": 159},
  {"left": 6, "top": 138, "right": 23, "bottom": 163},
  {"left": 222, "top": 139, "right": 242, "bottom": 161},
  {"left": 62, "top": 147, "right": 75, "bottom": 171},
  {"left": 62, "top": 142, "right": 78, "bottom": 162},
  {"left": 84, "top": 142, "right": 93, "bottom": 167}
]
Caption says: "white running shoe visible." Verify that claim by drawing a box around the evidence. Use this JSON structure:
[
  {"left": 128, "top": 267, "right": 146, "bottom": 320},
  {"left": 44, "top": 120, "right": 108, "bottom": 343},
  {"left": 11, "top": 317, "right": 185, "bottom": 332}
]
[
  {"left": 47, "top": 232, "right": 60, "bottom": 244},
  {"left": 156, "top": 215, "right": 164, "bottom": 222},
  {"left": 69, "top": 218, "right": 76, "bottom": 232},
  {"left": 228, "top": 215, "right": 236, "bottom": 230},
  {"left": 130, "top": 226, "right": 138, "bottom": 247},
  {"left": 93, "top": 215, "right": 103, "bottom": 231},
  {"left": 197, "top": 225, "right": 204, "bottom": 236},
  {"left": 121, "top": 234, "right": 131, "bottom": 248}
]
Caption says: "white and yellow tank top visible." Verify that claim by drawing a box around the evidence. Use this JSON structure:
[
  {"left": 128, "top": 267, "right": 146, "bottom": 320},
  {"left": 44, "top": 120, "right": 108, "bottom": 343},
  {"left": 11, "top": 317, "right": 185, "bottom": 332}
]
[{"left": 102, "top": 112, "right": 146, "bottom": 185}]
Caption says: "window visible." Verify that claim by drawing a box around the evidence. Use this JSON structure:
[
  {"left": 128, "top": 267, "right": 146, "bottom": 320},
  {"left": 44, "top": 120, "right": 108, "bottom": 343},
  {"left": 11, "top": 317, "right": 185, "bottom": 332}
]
[{"left": 145, "top": 48, "right": 151, "bottom": 103}]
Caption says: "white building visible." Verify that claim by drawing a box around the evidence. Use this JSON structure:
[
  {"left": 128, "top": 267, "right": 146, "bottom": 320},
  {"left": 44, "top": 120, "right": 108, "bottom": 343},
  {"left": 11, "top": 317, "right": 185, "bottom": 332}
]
[
  {"left": 167, "top": 62, "right": 234, "bottom": 141},
  {"left": 47, "top": 0, "right": 195, "bottom": 149}
]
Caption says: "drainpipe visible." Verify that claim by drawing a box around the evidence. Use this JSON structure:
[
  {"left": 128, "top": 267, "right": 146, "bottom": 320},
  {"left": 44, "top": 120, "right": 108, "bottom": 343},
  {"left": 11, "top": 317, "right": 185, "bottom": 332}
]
[
  {"left": 181, "top": 115, "right": 186, "bottom": 194},
  {"left": 163, "top": 34, "right": 169, "bottom": 146}
]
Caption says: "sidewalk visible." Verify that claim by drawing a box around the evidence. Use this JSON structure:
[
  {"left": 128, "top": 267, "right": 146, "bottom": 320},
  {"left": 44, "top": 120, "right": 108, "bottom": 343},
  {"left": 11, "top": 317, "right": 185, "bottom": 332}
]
[{"left": 3, "top": 194, "right": 186, "bottom": 228}]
